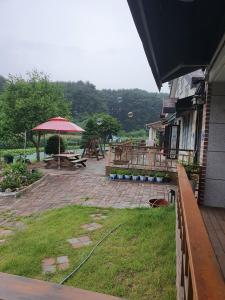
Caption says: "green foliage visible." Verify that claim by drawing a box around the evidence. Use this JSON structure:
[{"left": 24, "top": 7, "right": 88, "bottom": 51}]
[
  {"left": 56, "top": 81, "right": 167, "bottom": 131},
  {"left": 101, "top": 89, "right": 167, "bottom": 131},
  {"left": 57, "top": 80, "right": 106, "bottom": 117},
  {"left": 181, "top": 162, "right": 200, "bottom": 180},
  {"left": 111, "top": 168, "right": 128, "bottom": 175},
  {"left": 155, "top": 171, "right": 166, "bottom": 178},
  {"left": 27, "top": 170, "right": 42, "bottom": 184},
  {"left": 0, "top": 174, "right": 22, "bottom": 191},
  {"left": 92, "top": 113, "right": 121, "bottom": 143},
  {"left": 0, "top": 75, "right": 6, "bottom": 93},
  {"left": 0, "top": 206, "right": 176, "bottom": 299},
  {"left": 0, "top": 147, "right": 44, "bottom": 158},
  {"left": 119, "top": 129, "right": 147, "bottom": 139},
  {"left": 0, "top": 70, "right": 71, "bottom": 160},
  {"left": 81, "top": 118, "right": 99, "bottom": 148},
  {"left": 131, "top": 169, "right": 140, "bottom": 176},
  {"left": 81, "top": 113, "right": 121, "bottom": 147},
  {"left": 146, "top": 171, "right": 155, "bottom": 177},
  {"left": 2, "top": 161, "right": 28, "bottom": 177},
  {"left": 3, "top": 153, "right": 14, "bottom": 163},
  {"left": 45, "top": 135, "right": 66, "bottom": 155},
  {"left": 0, "top": 162, "right": 42, "bottom": 191}
]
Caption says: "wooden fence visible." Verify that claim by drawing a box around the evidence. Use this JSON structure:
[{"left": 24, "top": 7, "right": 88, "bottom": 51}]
[{"left": 107, "top": 143, "right": 195, "bottom": 172}]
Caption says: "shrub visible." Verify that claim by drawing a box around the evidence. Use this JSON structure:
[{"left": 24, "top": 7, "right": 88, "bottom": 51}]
[
  {"left": 3, "top": 154, "right": 14, "bottom": 164},
  {"left": 0, "top": 162, "right": 42, "bottom": 192},
  {"left": 2, "top": 161, "right": 28, "bottom": 177},
  {"left": 45, "top": 135, "right": 66, "bottom": 155},
  {"left": 0, "top": 175, "right": 22, "bottom": 191},
  {"left": 27, "top": 170, "right": 42, "bottom": 184}
]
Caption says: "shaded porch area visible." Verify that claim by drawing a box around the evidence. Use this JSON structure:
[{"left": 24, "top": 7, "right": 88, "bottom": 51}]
[{"left": 200, "top": 206, "right": 225, "bottom": 280}]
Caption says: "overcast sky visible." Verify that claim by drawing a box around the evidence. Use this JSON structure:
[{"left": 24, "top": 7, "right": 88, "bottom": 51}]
[{"left": 0, "top": 0, "right": 168, "bottom": 93}]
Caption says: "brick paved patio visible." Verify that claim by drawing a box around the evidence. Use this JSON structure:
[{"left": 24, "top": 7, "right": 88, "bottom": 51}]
[{"left": 0, "top": 159, "right": 176, "bottom": 217}]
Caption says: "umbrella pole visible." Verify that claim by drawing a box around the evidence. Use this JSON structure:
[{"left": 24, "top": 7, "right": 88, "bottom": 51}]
[
  {"left": 24, "top": 130, "right": 27, "bottom": 163},
  {"left": 58, "top": 132, "right": 61, "bottom": 169}
]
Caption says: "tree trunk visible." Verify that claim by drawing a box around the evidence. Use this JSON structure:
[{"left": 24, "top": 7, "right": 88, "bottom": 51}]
[
  {"left": 36, "top": 145, "right": 40, "bottom": 161},
  {"left": 30, "top": 132, "right": 41, "bottom": 162}
]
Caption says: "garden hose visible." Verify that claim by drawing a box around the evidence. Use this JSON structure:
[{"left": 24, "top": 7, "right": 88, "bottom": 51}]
[{"left": 59, "top": 223, "right": 123, "bottom": 285}]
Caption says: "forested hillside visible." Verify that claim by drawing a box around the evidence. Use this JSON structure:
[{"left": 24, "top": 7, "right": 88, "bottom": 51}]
[
  {"left": 0, "top": 76, "right": 6, "bottom": 93},
  {"left": 57, "top": 81, "right": 167, "bottom": 131},
  {"left": 0, "top": 76, "right": 167, "bottom": 131}
]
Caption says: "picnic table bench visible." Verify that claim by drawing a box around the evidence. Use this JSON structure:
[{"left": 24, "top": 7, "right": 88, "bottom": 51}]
[
  {"left": 44, "top": 153, "right": 88, "bottom": 169},
  {"left": 70, "top": 158, "right": 88, "bottom": 167}
]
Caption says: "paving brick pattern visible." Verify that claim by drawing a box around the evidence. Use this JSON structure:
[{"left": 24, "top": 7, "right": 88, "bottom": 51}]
[
  {"left": 67, "top": 235, "right": 92, "bottom": 248},
  {"left": 42, "top": 258, "right": 56, "bottom": 274},
  {"left": 0, "top": 159, "right": 176, "bottom": 216},
  {"left": 90, "top": 213, "right": 108, "bottom": 220},
  {"left": 57, "top": 256, "right": 69, "bottom": 270},
  {"left": 81, "top": 222, "right": 103, "bottom": 231},
  {"left": 42, "top": 256, "right": 69, "bottom": 273},
  {"left": 0, "top": 229, "right": 14, "bottom": 236}
]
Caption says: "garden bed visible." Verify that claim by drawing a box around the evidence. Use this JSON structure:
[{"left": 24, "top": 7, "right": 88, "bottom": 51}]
[{"left": 0, "top": 162, "right": 43, "bottom": 197}]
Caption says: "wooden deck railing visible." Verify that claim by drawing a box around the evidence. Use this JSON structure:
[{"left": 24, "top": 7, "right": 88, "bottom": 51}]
[
  {"left": 177, "top": 165, "right": 225, "bottom": 300},
  {"left": 107, "top": 144, "right": 195, "bottom": 172}
]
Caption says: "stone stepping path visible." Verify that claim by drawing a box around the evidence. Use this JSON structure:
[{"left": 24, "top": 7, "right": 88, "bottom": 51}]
[
  {"left": 0, "top": 228, "right": 14, "bottom": 237},
  {"left": 42, "top": 256, "right": 69, "bottom": 274},
  {"left": 81, "top": 222, "right": 102, "bottom": 231},
  {"left": 90, "top": 213, "right": 107, "bottom": 220},
  {"left": 67, "top": 235, "right": 92, "bottom": 249}
]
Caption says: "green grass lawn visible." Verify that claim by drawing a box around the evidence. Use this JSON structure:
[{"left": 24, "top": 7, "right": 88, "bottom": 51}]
[{"left": 0, "top": 206, "right": 176, "bottom": 300}]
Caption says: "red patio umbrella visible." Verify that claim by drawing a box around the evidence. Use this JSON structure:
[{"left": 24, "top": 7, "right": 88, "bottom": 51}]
[{"left": 33, "top": 117, "right": 84, "bottom": 168}]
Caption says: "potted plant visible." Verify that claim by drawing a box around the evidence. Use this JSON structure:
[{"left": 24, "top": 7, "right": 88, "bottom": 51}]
[
  {"left": 131, "top": 169, "right": 139, "bottom": 181},
  {"left": 124, "top": 169, "right": 132, "bottom": 180},
  {"left": 139, "top": 170, "right": 146, "bottom": 182},
  {"left": 155, "top": 171, "right": 165, "bottom": 183},
  {"left": 109, "top": 168, "right": 117, "bottom": 180},
  {"left": 147, "top": 171, "right": 155, "bottom": 182},
  {"left": 117, "top": 169, "right": 124, "bottom": 180}
]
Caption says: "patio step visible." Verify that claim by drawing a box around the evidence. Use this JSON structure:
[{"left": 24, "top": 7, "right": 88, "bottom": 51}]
[{"left": 0, "top": 272, "right": 121, "bottom": 300}]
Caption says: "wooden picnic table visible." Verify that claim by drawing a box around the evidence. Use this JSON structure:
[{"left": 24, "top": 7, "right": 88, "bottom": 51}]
[
  {"left": 54, "top": 153, "right": 80, "bottom": 159},
  {"left": 44, "top": 153, "right": 88, "bottom": 168}
]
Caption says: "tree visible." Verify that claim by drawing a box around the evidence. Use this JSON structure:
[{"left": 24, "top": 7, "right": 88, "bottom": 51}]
[
  {"left": 45, "top": 135, "right": 66, "bottom": 155},
  {"left": 56, "top": 80, "right": 106, "bottom": 119},
  {"left": 81, "top": 118, "right": 99, "bottom": 148},
  {"left": 101, "top": 89, "right": 167, "bottom": 131},
  {"left": 92, "top": 113, "right": 121, "bottom": 148},
  {"left": 81, "top": 113, "right": 121, "bottom": 149},
  {"left": 0, "top": 70, "right": 71, "bottom": 160},
  {"left": 0, "top": 75, "right": 6, "bottom": 93}
]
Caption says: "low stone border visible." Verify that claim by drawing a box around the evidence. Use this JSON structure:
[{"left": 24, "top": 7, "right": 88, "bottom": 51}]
[{"left": 0, "top": 173, "right": 48, "bottom": 198}]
